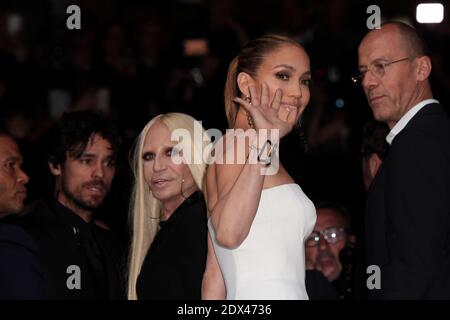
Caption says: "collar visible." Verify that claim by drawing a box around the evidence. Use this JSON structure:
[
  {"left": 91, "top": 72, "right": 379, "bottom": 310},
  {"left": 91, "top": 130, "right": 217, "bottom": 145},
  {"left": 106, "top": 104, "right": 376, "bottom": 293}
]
[
  {"left": 159, "top": 190, "right": 202, "bottom": 228},
  {"left": 386, "top": 99, "right": 439, "bottom": 145},
  {"left": 49, "top": 198, "right": 94, "bottom": 230}
]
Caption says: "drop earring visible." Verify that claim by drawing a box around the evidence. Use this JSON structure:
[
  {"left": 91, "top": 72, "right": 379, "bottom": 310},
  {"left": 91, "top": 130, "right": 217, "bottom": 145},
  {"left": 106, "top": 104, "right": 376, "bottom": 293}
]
[
  {"left": 180, "top": 178, "right": 188, "bottom": 200},
  {"left": 244, "top": 95, "right": 254, "bottom": 129},
  {"left": 298, "top": 119, "right": 309, "bottom": 153}
]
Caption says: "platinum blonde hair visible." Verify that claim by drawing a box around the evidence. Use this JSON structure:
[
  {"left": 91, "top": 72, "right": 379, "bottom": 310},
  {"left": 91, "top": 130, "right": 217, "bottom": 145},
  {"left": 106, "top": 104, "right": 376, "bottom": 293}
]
[{"left": 127, "top": 112, "right": 209, "bottom": 299}]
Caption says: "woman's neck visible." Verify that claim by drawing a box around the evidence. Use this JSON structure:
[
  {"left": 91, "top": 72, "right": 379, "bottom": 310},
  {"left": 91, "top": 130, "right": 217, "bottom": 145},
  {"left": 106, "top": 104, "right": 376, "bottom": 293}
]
[{"left": 161, "top": 187, "right": 197, "bottom": 220}]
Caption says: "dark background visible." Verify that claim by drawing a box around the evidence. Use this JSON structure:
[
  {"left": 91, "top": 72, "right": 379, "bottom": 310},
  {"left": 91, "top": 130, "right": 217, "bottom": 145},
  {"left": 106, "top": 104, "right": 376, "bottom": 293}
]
[{"left": 1, "top": 0, "right": 449, "bottom": 245}]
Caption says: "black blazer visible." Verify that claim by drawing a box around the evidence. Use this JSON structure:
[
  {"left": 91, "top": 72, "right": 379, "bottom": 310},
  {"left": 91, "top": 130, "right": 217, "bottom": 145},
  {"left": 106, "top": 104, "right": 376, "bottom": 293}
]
[
  {"left": 366, "top": 103, "right": 450, "bottom": 299},
  {"left": 0, "top": 222, "right": 45, "bottom": 299}
]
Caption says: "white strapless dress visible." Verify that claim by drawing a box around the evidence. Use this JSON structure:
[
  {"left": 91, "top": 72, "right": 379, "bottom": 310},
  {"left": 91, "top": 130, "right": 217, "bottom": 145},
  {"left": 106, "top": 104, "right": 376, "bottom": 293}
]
[{"left": 208, "top": 183, "right": 316, "bottom": 300}]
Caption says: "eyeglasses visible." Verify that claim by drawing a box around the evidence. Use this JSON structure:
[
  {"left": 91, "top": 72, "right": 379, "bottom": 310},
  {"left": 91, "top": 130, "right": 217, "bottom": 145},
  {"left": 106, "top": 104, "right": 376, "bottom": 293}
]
[
  {"left": 305, "top": 227, "right": 347, "bottom": 247},
  {"left": 351, "top": 57, "right": 412, "bottom": 87}
]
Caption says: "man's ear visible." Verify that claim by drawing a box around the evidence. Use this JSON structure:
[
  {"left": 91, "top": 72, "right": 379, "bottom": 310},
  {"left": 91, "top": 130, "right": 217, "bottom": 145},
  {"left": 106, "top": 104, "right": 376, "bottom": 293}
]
[
  {"left": 415, "top": 56, "right": 432, "bottom": 81},
  {"left": 237, "top": 72, "right": 255, "bottom": 97},
  {"left": 48, "top": 162, "right": 61, "bottom": 176}
]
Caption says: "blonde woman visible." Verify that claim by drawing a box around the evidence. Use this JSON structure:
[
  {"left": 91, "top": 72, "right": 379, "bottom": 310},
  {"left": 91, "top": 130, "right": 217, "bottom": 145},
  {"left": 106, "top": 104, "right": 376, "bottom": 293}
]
[{"left": 128, "top": 113, "right": 209, "bottom": 299}]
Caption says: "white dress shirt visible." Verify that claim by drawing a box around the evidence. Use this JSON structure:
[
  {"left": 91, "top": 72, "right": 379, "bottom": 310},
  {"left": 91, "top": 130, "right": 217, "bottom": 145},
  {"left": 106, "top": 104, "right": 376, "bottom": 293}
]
[{"left": 386, "top": 99, "right": 439, "bottom": 145}]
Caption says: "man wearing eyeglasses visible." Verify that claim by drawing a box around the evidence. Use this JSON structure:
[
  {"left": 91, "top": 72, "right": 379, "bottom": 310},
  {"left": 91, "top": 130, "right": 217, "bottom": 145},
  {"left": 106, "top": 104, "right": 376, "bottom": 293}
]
[
  {"left": 305, "top": 203, "right": 355, "bottom": 299},
  {"left": 358, "top": 22, "right": 450, "bottom": 299}
]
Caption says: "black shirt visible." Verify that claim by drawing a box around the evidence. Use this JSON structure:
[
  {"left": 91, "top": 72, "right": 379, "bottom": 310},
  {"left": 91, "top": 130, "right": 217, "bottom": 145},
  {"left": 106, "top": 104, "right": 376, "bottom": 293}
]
[
  {"left": 136, "top": 191, "right": 208, "bottom": 300},
  {"left": 17, "top": 199, "right": 125, "bottom": 299}
]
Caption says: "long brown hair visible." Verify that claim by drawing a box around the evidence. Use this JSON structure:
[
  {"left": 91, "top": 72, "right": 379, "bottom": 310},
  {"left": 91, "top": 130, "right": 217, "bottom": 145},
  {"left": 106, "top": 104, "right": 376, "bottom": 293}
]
[{"left": 224, "top": 34, "right": 302, "bottom": 127}]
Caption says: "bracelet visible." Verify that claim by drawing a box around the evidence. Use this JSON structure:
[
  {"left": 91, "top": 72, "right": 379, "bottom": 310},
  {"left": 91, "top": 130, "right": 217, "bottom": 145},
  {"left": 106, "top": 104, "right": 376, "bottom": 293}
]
[
  {"left": 257, "top": 139, "right": 275, "bottom": 166},
  {"left": 248, "top": 140, "right": 278, "bottom": 166}
]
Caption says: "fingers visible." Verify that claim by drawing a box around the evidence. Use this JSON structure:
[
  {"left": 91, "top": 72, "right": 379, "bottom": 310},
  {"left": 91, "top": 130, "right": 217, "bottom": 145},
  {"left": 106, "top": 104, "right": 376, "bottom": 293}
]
[
  {"left": 248, "top": 84, "right": 259, "bottom": 106},
  {"left": 260, "top": 82, "right": 269, "bottom": 106},
  {"left": 233, "top": 97, "right": 252, "bottom": 113},
  {"left": 287, "top": 106, "right": 300, "bottom": 123},
  {"left": 271, "top": 88, "right": 282, "bottom": 110},
  {"left": 247, "top": 83, "right": 281, "bottom": 109}
]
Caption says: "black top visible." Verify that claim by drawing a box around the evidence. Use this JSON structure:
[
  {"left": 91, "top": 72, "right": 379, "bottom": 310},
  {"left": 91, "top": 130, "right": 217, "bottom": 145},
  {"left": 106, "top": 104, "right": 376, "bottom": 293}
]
[
  {"left": 16, "top": 199, "right": 125, "bottom": 300},
  {"left": 136, "top": 191, "right": 208, "bottom": 300},
  {"left": 0, "top": 219, "right": 45, "bottom": 299}
]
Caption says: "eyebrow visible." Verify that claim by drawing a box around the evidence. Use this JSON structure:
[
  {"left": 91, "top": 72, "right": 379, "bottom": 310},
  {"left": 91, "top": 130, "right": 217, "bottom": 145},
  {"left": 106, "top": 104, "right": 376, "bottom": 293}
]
[
  {"left": 359, "top": 57, "right": 390, "bottom": 68},
  {"left": 79, "top": 153, "right": 96, "bottom": 158},
  {"left": 79, "top": 152, "right": 115, "bottom": 160},
  {"left": 142, "top": 145, "right": 176, "bottom": 154},
  {"left": 272, "top": 64, "right": 295, "bottom": 71},
  {"left": 272, "top": 65, "right": 311, "bottom": 76},
  {"left": 3, "top": 156, "right": 22, "bottom": 163}
]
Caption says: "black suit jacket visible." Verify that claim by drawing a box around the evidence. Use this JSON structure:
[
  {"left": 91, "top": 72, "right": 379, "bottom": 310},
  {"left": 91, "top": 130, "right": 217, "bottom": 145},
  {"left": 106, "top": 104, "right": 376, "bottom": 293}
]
[
  {"left": 366, "top": 103, "right": 450, "bottom": 299},
  {"left": 0, "top": 222, "right": 45, "bottom": 299}
]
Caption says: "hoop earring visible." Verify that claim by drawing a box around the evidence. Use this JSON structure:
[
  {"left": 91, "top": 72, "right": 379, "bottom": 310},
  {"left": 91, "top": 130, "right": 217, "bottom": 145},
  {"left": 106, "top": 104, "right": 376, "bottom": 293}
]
[
  {"left": 180, "top": 178, "right": 188, "bottom": 200},
  {"left": 244, "top": 95, "right": 254, "bottom": 129}
]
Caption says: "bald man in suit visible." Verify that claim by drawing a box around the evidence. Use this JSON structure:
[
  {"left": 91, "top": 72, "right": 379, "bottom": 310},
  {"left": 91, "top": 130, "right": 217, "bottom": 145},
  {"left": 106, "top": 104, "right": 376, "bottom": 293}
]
[{"left": 358, "top": 22, "right": 450, "bottom": 299}]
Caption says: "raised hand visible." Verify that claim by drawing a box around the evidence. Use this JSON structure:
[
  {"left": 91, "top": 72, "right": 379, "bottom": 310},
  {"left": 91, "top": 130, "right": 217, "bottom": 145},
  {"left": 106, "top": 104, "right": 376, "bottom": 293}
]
[{"left": 233, "top": 82, "right": 298, "bottom": 139}]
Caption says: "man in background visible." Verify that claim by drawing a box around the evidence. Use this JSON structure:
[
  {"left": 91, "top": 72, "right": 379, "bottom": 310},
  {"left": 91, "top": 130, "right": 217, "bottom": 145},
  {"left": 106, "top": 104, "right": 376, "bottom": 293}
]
[
  {"left": 18, "top": 111, "right": 124, "bottom": 299},
  {"left": 359, "top": 22, "right": 450, "bottom": 299},
  {"left": 0, "top": 131, "right": 44, "bottom": 299},
  {"left": 306, "top": 202, "right": 356, "bottom": 299}
]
